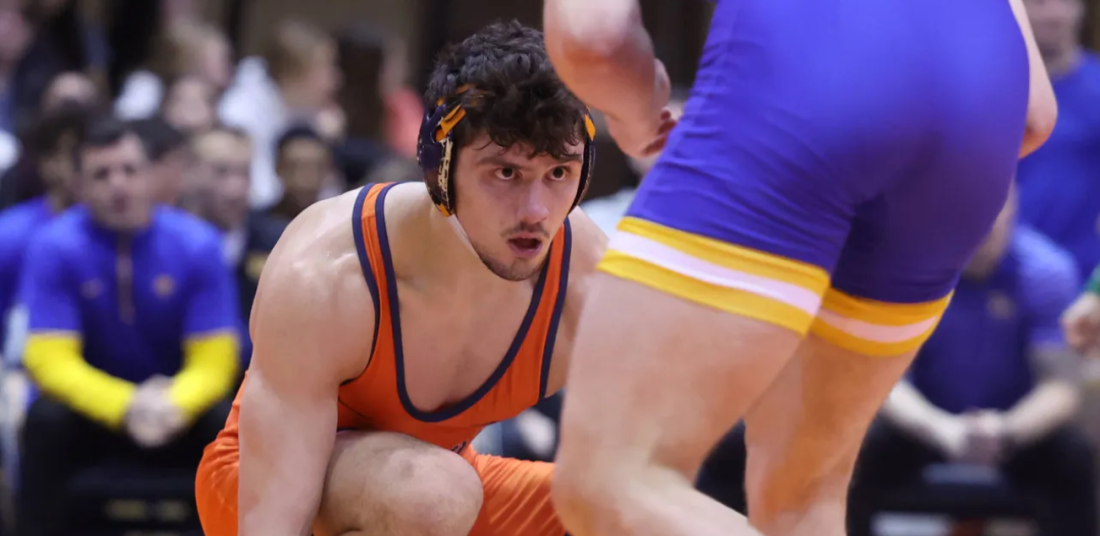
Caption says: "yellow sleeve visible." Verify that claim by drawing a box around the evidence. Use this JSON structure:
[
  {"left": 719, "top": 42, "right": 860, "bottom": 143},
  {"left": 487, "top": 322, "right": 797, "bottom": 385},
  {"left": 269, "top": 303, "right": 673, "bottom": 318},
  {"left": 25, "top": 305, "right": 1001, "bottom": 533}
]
[
  {"left": 24, "top": 333, "right": 137, "bottom": 430},
  {"left": 169, "top": 331, "right": 239, "bottom": 420}
]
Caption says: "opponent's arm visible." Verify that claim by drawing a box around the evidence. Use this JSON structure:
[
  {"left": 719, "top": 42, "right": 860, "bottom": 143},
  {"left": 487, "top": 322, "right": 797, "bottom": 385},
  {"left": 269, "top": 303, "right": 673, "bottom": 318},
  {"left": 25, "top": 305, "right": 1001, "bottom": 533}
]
[
  {"left": 238, "top": 252, "right": 372, "bottom": 536},
  {"left": 1008, "top": 0, "right": 1058, "bottom": 157},
  {"left": 543, "top": 0, "right": 664, "bottom": 125}
]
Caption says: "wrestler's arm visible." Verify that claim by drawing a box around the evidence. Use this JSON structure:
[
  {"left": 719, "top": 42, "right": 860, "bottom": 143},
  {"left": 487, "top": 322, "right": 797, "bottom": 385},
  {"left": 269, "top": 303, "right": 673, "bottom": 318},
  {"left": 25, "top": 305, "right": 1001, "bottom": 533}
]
[
  {"left": 238, "top": 247, "right": 372, "bottom": 536},
  {"left": 542, "top": 0, "right": 664, "bottom": 124},
  {"left": 543, "top": 208, "right": 609, "bottom": 395},
  {"left": 1008, "top": 0, "right": 1058, "bottom": 157}
]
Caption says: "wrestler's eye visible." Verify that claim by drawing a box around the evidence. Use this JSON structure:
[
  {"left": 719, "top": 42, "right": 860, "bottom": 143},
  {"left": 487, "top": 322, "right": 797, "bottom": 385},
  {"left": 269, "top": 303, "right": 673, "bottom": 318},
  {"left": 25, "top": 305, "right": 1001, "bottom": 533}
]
[
  {"left": 495, "top": 167, "right": 517, "bottom": 180},
  {"left": 549, "top": 167, "right": 568, "bottom": 181}
]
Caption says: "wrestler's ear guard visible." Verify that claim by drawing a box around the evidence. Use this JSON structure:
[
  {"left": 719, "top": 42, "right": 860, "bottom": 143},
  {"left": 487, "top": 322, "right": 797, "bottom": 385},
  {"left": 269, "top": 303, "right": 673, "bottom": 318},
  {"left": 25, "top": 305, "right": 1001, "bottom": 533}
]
[{"left": 416, "top": 86, "right": 598, "bottom": 217}]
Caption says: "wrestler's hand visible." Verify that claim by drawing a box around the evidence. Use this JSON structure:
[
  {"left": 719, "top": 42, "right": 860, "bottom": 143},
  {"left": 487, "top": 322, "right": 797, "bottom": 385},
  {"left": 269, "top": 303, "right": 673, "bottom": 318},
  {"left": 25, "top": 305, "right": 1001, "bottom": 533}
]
[
  {"left": 1062, "top": 292, "right": 1100, "bottom": 353},
  {"left": 124, "top": 376, "right": 186, "bottom": 449},
  {"left": 606, "top": 59, "right": 678, "bottom": 159}
]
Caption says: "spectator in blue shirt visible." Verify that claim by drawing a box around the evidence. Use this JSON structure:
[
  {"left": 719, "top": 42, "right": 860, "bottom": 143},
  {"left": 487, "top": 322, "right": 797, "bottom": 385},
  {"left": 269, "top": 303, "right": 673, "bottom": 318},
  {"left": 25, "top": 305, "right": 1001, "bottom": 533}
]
[
  {"left": 848, "top": 189, "right": 1094, "bottom": 536},
  {"left": 17, "top": 116, "right": 240, "bottom": 536},
  {"left": 1016, "top": 0, "right": 1100, "bottom": 280},
  {"left": 130, "top": 116, "right": 190, "bottom": 207},
  {"left": 0, "top": 102, "right": 91, "bottom": 354}
]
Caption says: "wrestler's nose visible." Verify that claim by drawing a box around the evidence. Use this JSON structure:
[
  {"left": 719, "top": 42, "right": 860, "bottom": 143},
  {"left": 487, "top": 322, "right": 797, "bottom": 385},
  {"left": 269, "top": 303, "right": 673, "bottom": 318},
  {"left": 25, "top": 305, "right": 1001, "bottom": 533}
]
[{"left": 517, "top": 183, "right": 551, "bottom": 224}]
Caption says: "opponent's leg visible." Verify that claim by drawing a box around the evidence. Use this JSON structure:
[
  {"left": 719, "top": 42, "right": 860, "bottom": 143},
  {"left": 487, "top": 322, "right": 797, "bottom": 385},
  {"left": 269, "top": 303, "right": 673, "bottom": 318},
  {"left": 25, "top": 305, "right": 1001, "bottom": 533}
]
[
  {"left": 313, "top": 431, "right": 484, "bottom": 536},
  {"left": 743, "top": 336, "right": 916, "bottom": 536},
  {"left": 553, "top": 0, "right": 1027, "bottom": 533},
  {"left": 743, "top": 51, "right": 1027, "bottom": 535},
  {"left": 553, "top": 1, "right": 846, "bottom": 529},
  {"left": 554, "top": 274, "right": 806, "bottom": 536}
]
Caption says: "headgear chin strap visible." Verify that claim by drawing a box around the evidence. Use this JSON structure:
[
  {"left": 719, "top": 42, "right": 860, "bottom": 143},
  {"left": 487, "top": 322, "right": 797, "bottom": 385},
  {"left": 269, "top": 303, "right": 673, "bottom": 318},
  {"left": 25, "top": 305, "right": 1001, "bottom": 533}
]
[{"left": 416, "top": 85, "right": 598, "bottom": 217}]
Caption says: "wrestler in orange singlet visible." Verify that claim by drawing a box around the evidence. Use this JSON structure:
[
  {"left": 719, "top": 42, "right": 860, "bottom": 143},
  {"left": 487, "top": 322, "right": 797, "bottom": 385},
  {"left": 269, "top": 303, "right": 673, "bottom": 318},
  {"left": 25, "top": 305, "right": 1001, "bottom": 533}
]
[{"left": 194, "top": 21, "right": 605, "bottom": 536}]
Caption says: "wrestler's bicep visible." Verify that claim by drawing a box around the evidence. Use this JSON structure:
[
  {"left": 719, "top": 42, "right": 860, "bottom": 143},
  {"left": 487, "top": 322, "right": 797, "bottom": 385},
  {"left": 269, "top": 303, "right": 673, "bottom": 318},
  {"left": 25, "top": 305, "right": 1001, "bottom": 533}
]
[{"left": 238, "top": 261, "right": 373, "bottom": 536}]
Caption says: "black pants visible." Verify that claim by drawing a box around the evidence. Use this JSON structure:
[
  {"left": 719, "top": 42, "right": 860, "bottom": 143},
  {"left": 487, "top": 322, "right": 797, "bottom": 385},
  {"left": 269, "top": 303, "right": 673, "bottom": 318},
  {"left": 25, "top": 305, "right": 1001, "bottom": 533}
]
[
  {"left": 848, "top": 420, "right": 1098, "bottom": 536},
  {"left": 17, "top": 396, "right": 231, "bottom": 536},
  {"left": 696, "top": 423, "right": 748, "bottom": 515}
]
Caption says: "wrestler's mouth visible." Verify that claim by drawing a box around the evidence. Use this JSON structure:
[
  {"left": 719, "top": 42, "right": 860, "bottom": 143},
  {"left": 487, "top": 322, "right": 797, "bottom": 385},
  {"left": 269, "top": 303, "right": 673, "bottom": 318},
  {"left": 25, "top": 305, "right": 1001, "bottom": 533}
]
[{"left": 507, "top": 237, "right": 543, "bottom": 259}]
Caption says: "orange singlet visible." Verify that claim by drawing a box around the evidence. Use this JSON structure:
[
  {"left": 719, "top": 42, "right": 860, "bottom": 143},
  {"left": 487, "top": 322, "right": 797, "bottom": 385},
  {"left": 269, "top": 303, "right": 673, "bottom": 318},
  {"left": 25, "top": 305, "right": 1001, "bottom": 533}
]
[{"left": 195, "top": 183, "right": 571, "bottom": 536}]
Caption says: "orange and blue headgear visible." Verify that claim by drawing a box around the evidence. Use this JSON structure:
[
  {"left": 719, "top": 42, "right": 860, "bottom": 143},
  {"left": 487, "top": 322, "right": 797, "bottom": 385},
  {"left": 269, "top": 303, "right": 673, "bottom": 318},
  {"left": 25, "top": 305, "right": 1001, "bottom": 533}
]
[{"left": 416, "top": 85, "right": 598, "bottom": 217}]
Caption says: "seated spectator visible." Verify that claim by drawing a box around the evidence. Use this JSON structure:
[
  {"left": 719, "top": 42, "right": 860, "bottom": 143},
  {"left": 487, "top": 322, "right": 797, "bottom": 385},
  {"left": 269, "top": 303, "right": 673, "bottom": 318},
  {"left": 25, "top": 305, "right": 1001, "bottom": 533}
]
[
  {"left": 1063, "top": 263, "right": 1100, "bottom": 352},
  {"left": 0, "top": 71, "right": 101, "bottom": 209},
  {"left": 0, "top": 102, "right": 91, "bottom": 348},
  {"left": 40, "top": 71, "right": 98, "bottom": 114},
  {"left": 333, "top": 24, "right": 423, "bottom": 184},
  {"left": 0, "top": 4, "right": 31, "bottom": 170},
  {"left": 0, "top": 4, "right": 30, "bottom": 125},
  {"left": 268, "top": 125, "right": 335, "bottom": 221},
  {"left": 17, "top": 117, "right": 239, "bottom": 536},
  {"left": 116, "top": 20, "right": 233, "bottom": 121},
  {"left": 357, "top": 154, "right": 421, "bottom": 186},
  {"left": 10, "top": 0, "right": 109, "bottom": 134},
  {"left": 130, "top": 116, "right": 190, "bottom": 205},
  {"left": 219, "top": 19, "right": 341, "bottom": 209},
  {"left": 160, "top": 75, "right": 218, "bottom": 136},
  {"left": 191, "top": 126, "right": 287, "bottom": 349},
  {"left": 847, "top": 188, "right": 1094, "bottom": 536},
  {"left": 1016, "top": 0, "right": 1100, "bottom": 280}
]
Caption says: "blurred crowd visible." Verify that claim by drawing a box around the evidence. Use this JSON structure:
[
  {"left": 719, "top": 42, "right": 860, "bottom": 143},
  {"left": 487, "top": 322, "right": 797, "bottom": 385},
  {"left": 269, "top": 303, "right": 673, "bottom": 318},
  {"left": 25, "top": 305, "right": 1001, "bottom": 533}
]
[{"left": 0, "top": 0, "right": 1096, "bottom": 535}]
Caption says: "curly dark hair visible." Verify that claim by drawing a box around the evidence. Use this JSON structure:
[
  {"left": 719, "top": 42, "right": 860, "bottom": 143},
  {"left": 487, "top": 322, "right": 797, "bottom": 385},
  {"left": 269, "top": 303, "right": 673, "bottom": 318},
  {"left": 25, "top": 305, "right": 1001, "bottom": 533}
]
[{"left": 425, "top": 20, "right": 589, "bottom": 160}]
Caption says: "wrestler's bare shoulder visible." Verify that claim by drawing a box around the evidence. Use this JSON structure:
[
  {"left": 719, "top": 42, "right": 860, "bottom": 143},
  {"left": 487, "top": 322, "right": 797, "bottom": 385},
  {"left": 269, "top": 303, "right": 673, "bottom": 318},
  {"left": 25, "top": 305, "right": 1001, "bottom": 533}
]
[
  {"left": 250, "top": 189, "right": 376, "bottom": 378},
  {"left": 260, "top": 190, "right": 362, "bottom": 295}
]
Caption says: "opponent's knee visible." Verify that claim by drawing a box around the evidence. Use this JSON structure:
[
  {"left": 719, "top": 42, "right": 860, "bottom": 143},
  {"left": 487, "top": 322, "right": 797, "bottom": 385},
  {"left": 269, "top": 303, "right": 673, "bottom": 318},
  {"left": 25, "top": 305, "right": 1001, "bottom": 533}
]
[
  {"left": 316, "top": 433, "right": 483, "bottom": 536},
  {"left": 552, "top": 467, "right": 619, "bottom": 536},
  {"left": 744, "top": 441, "right": 857, "bottom": 528},
  {"left": 552, "top": 450, "right": 645, "bottom": 536}
]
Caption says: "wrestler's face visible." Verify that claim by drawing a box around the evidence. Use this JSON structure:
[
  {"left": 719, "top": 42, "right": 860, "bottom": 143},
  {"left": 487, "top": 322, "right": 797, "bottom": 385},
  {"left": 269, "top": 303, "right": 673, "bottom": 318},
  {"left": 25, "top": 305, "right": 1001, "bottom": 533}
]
[{"left": 453, "top": 133, "right": 585, "bottom": 281}]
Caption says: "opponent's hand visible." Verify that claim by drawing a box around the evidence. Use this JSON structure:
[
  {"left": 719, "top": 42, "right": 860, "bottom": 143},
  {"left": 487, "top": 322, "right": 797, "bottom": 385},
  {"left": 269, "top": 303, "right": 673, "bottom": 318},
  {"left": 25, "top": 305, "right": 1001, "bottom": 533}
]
[
  {"left": 1062, "top": 292, "right": 1100, "bottom": 353},
  {"left": 124, "top": 375, "right": 186, "bottom": 449},
  {"left": 606, "top": 59, "right": 678, "bottom": 160}
]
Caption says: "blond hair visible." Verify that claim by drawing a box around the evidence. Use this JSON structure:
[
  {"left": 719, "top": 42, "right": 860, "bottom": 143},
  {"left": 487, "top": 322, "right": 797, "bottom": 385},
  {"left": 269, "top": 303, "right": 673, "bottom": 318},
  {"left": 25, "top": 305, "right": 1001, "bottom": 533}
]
[
  {"left": 264, "top": 19, "right": 333, "bottom": 82},
  {"left": 149, "top": 20, "right": 226, "bottom": 81}
]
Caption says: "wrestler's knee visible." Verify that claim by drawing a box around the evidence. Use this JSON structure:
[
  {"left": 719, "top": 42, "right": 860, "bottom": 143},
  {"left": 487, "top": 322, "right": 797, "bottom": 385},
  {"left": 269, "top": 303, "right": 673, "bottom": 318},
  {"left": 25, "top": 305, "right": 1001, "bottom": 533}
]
[{"left": 314, "top": 432, "right": 484, "bottom": 536}]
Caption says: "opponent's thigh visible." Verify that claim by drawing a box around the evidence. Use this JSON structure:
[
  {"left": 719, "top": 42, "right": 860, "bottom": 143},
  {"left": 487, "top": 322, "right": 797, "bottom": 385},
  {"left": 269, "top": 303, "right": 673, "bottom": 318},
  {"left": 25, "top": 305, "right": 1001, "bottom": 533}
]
[
  {"left": 558, "top": 274, "right": 803, "bottom": 484},
  {"left": 313, "top": 431, "right": 484, "bottom": 536}
]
